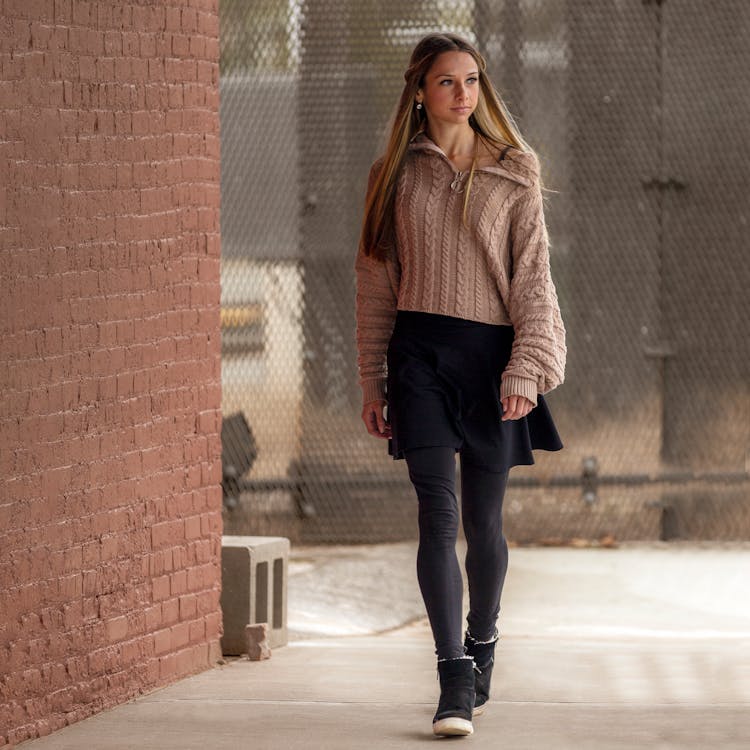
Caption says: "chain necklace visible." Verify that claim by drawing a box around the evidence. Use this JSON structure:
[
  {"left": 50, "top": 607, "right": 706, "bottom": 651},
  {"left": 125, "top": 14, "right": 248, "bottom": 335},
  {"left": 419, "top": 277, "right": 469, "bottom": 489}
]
[{"left": 449, "top": 131, "right": 479, "bottom": 194}]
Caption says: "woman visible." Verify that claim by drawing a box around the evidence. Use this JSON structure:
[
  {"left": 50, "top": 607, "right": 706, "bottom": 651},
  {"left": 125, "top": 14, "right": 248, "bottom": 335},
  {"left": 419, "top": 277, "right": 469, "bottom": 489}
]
[{"left": 354, "top": 32, "right": 566, "bottom": 737}]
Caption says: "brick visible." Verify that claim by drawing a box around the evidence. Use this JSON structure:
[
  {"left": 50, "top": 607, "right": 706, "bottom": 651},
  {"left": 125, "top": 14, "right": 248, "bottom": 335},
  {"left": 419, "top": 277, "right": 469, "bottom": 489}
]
[
  {"left": 178, "top": 594, "right": 197, "bottom": 620},
  {"left": 246, "top": 623, "right": 271, "bottom": 661},
  {"left": 204, "top": 611, "right": 221, "bottom": 639},
  {"left": 161, "top": 597, "right": 179, "bottom": 625},
  {"left": 170, "top": 569, "right": 187, "bottom": 596},
  {"left": 105, "top": 616, "right": 127, "bottom": 643},
  {"left": 158, "top": 653, "right": 177, "bottom": 681},
  {"left": 170, "top": 621, "right": 190, "bottom": 650},
  {"left": 188, "top": 618, "right": 205, "bottom": 644},
  {"left": 184, "top": 515, "right": 201, "bottom": 540},
  {"left": 144, "top": 604, "right": 161, "bottom": 632},
  {"left": 152, "top": 575, "right": 170, "bottom": 602},
  {"left": 153, "top": 628, "right": 171, "bottom": 656}
]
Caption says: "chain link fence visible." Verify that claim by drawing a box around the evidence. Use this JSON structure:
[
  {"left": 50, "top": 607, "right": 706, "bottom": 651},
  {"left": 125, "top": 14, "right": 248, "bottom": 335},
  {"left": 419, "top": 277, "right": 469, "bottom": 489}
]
[{"left": 218, "top": 0, "right": 749, "bottom": 544}]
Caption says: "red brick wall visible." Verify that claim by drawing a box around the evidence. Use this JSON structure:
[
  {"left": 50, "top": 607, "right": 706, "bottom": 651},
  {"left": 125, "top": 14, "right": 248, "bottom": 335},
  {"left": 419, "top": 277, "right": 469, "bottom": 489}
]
[{"left": 0, "top": 1, "right": 223, "bottom": 745}]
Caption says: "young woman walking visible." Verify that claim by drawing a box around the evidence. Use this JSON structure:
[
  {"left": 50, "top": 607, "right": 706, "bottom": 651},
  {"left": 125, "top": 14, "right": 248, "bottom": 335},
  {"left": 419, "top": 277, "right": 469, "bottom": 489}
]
[{"left": 354, "top": 32, "right": 566, "bottom": 737}]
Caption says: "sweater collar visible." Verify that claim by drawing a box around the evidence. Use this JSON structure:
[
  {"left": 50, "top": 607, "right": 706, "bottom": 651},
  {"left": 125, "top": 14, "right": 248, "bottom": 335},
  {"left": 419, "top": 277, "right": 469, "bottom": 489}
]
[{"left": 407, "top": 130, "right": 534, "bottom": 187}]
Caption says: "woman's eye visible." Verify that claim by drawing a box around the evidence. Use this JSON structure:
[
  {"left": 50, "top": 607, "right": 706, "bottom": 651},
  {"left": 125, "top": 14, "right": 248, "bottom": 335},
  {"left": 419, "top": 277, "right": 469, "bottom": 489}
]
[{"left": 439, "top": 77, "right": 477, "bottom": 85}]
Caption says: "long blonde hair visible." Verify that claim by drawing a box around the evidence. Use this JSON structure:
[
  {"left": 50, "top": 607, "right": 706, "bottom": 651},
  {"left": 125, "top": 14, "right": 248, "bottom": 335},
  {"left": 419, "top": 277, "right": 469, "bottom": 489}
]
[{"left": 360, "top": 32, "right": 536, "bottom": 262}]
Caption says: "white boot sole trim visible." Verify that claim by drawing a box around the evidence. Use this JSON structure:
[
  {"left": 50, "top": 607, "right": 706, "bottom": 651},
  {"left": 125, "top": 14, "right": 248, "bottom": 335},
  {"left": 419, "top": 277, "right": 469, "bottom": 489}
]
[{"left": 433, "top": 717, "right": 474, "bottom": 736}]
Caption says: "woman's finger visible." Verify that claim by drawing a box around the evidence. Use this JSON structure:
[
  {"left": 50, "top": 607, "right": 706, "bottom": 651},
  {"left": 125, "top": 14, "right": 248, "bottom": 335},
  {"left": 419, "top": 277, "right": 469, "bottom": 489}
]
[
  {"left": 501, "top": 395, "right": 534, "bottom": 421},
  {"left": 363, "top": 408, "right": 378, "bottom": 435},
  {"left": 363, "top": 409, "right": 379, "bottom": 436},
  {"left": 362, "top": 401, "right": 391, "bottom": 438},
  {"left": 501, "top": 395, "right": 518, "bottom": 421},
  {"left": 374, "top": 407, "right": 386, "bottom": 435}
]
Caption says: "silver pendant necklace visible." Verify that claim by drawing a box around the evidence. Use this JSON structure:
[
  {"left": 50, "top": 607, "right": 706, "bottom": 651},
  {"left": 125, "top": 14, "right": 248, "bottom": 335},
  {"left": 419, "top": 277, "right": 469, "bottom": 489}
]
[
  {"left": 449, "top": 131, "right": 479, "bottom": 194},
  {"left": 449, "top": 172, "right": 466, "bottom": 193}
]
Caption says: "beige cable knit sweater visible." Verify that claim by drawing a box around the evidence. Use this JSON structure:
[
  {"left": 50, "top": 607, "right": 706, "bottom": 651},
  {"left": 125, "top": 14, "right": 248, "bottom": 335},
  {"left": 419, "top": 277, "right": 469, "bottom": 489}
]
[{"left": 355, "top": 130, "right": 566, "bottom": 407}]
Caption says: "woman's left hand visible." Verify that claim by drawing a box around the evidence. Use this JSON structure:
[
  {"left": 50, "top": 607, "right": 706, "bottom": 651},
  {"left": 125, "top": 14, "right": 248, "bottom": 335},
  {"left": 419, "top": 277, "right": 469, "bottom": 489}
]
[{"left": 501, "top": 395, "right": 535, "bottom": 421}]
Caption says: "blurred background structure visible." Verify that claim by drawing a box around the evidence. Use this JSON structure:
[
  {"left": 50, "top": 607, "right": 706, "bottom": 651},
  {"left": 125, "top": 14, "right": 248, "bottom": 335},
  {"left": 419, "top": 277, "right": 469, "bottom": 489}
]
[{"left": 218, "top": 0, "right": 749, "bottom": 544}]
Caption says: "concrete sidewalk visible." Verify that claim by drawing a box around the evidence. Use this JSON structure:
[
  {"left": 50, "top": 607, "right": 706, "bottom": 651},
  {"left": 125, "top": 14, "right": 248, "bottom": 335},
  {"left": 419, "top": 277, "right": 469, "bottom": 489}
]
[{"left": 18, "top": 542, "right": 750, "bottom": 749}]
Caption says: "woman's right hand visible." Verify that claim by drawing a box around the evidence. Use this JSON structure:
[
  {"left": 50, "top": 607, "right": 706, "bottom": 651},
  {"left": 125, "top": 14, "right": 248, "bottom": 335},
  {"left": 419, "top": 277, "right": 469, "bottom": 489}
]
[{"left": 361, "top": 399, "right": 391, "bottom": 439}]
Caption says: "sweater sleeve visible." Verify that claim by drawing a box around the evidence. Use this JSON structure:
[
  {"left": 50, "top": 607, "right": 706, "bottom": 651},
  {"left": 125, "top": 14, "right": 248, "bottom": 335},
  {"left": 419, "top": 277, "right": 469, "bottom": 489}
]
[
  {"left": 354, "top": 159, "right": 401, "bottom": 405},
  {"left": 500, "top": 167, "right": 567, "bottom": 406}
]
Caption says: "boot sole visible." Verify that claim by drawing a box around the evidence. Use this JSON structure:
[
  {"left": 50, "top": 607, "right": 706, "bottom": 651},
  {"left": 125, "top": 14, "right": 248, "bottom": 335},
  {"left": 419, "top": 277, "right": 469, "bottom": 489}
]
[
  {"left": 472, "top": 702, "right": 487, "bottom": 717},
  {"left": 433, "top": 717, "right": 474, "bottom": 736}
]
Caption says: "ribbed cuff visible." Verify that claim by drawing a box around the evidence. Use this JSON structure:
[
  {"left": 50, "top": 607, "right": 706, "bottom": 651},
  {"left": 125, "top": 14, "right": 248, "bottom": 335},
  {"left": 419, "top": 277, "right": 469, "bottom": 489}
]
[
  {"left": 500, "top": 374, "right": 538, "bottom": 405},
  {"left": 361, "top": 377, "right": 387, "bottom": 405}
]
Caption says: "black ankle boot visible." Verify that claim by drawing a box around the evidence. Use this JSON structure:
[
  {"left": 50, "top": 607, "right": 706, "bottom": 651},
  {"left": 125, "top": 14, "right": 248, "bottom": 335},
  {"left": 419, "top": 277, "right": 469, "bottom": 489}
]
[
  {"left": 463, "top": 629, "right": 499, "bottom": 715},
  {"left": 432, "top": 656, "right": 476, "bottom": 736}
]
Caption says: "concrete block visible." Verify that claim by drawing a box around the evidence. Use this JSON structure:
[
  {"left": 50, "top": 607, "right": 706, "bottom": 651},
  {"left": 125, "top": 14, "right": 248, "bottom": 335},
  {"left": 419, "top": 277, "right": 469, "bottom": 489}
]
[{"left": 220, "top": 535, "right": 289, "bottom": 655}]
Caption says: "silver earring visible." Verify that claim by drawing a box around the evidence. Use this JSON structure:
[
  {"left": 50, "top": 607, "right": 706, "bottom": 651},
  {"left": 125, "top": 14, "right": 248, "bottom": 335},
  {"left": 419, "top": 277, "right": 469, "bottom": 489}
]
[{"left": 416, "top": 102, "right": 423, "bottom": 110}]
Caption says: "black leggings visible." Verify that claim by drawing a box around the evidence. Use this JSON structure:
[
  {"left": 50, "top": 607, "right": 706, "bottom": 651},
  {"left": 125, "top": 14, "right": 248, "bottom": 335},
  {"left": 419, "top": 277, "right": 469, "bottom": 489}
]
[{"left": 404, "top": 445, "right": 510, "bottom": 660}]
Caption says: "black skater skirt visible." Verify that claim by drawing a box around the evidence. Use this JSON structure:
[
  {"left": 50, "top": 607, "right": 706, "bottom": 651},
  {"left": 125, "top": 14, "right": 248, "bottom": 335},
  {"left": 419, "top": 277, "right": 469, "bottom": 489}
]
[{"left": 385, "top": 310, "right": 563, "bottom": 472}]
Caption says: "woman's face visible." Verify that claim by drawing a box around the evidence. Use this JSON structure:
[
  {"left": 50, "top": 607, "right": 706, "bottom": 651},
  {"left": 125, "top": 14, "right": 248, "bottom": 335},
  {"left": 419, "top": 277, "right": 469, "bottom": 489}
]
[{"left": 416, "top": 50, "right": 480, "bottom": 127}]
